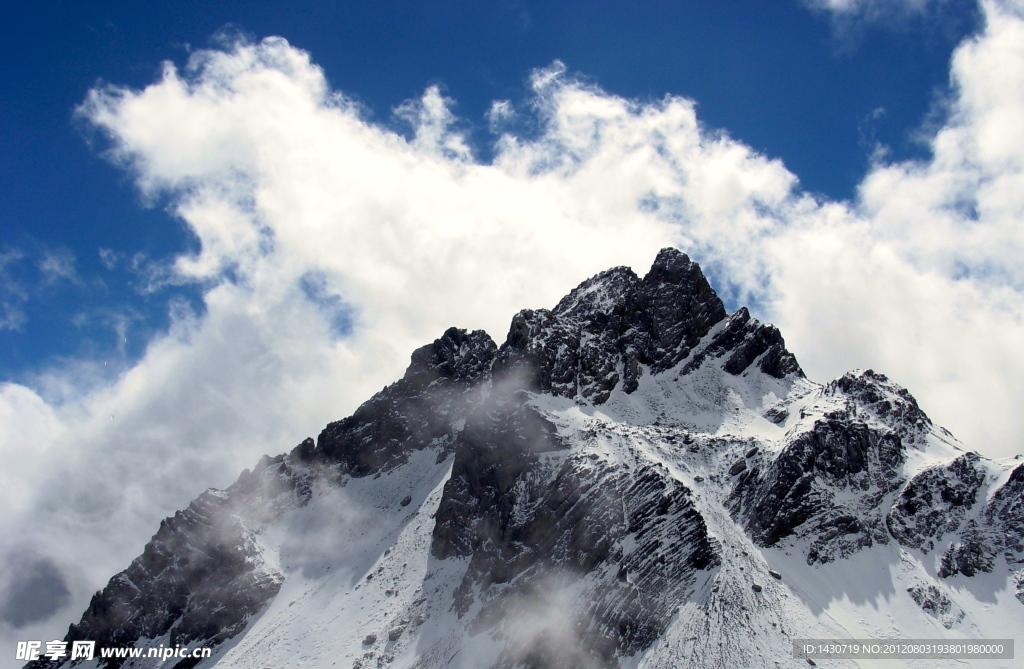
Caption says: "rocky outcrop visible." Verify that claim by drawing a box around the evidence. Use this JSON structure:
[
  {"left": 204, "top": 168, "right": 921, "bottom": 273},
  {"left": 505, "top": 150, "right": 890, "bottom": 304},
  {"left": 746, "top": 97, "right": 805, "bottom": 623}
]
[
  {"left": 431, "top": 388, "right": 719, "bottom": 665},
  {"left": 728, "top": 402, "right": 904, "bottom": 564},
  {"left": 938, "top": 520, "right": 997, "bottom": 578},
  {"left": 930, "top": 462, "right": 1024, "bottom": 578},
  {"left": 907, "top": 584, "right": 964, "bottom": 628},
  {"left": 311, "top": 327, "right": 496, "bottom": 475},
  {"left": 827, "top": 369, "right": 932, "bottom": 445},
  {"left": 985, "top": 464, "right": 1024, "bottom": 566},
  {"left": 679, "top": 307, "right": 800, "bottom": 379},
  {"left": 492, "top": 248, "right": 802, "bottom": 404},
  {"left": 887, "top": 452, "right": 986, "bottom": 552},
  {"left": 27, "top": 456, "right": 305, "bottom": 669}
]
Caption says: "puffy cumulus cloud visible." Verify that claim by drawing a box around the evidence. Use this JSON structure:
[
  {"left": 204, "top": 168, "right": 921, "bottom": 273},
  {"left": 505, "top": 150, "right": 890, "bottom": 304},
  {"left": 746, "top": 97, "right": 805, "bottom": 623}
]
[
  {"left": 796, "top": 0, "right": 1024, "bottom": 452},
  {"left": 771, "top": 0, "right": 1024, "bottom": 455},
  {"left": 4, "top": 0, "right": 1024, "bottom": 654},
  {"left": 0, "top": 383, "right": 62, "bottom": 518},
  {"left": 859, "top": 0, "right": 1024, "bottom": 278}
]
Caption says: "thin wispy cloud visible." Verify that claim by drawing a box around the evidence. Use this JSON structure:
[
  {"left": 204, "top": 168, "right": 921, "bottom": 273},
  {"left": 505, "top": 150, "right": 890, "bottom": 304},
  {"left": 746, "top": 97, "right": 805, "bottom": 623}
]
[
  {"left": 0, "top": 250, "right": 30, "bottom": 332},
  {"left": 805, "top": 0, "right": 984, "bottom": 46},
  {"left": 805, "top": 0, "right": 968, "bottom": 23},
  {"left": 38, "top": 250, "right": 80, "bottom": 286},
  {"left": 0, "top": 246, "right": 82, "bottom": 332}
]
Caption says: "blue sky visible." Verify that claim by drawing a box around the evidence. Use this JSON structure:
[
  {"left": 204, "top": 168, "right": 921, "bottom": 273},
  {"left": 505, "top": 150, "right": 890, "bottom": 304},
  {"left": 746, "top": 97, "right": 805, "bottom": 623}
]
[
  {"left": 3, "top": 0, "right": 1024, "bottom": 660},
  {"left": 0, "top": 0, "right": 979, "bottom": 379}
]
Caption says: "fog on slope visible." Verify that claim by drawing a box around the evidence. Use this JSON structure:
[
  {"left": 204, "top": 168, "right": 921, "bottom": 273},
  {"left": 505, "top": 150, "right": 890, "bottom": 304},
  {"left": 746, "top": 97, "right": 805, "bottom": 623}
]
[{"left": 3, "top": 0, "right": 1024, "bottom": 661}]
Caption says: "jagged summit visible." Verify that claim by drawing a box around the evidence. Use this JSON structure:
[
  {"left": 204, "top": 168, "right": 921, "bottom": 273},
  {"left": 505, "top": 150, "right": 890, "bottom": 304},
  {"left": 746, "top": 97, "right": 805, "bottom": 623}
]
[
  {"left": 405, "top": 327, "right": 496, "bottom": 388},
  {"left": 495, "top": 248, "right": 801, "bottom": 404},
  {"left": 551, "top": 265, "right": 640, "bottom": 319},
  {"left": 29, "top": 249, "right": 1023, "bottom": 669}
]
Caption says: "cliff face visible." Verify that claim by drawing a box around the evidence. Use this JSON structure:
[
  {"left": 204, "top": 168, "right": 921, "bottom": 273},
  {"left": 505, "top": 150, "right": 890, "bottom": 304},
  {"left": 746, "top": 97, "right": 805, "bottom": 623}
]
[{"left": 31, "top": 249, "right": 1024, "bottom": 669}]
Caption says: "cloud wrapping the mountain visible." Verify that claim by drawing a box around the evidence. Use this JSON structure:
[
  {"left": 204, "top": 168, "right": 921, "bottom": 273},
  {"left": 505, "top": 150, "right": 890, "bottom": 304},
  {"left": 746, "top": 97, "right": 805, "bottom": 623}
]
[{"left": 2, "top": 0, "right": 1024, "bottom": 655}]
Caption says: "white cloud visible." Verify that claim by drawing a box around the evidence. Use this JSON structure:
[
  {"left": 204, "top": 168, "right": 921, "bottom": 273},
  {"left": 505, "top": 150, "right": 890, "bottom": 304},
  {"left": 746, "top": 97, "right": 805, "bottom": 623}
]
[
  {"left": 98, "top": 247, "right": 121, "bottom": 270},
  {"left": 0, "top": 250, "right": 29, "bottom": 332},
  {"left": 804, "top": 0, "right": 950, "bottom": 21},
  {"left": 808, "top": 0, "right": 937, "bottom": 13},
  {"left": 393, "top": 84, "right": 474, "bottom": 162},
  {"left": 38, "top": 249, "right": 80, "bottom": 286},
  {"left": 486, "top": 99, "right": 515, "bottom": 132},
  {"left": 3, "top": 0, "right": 1024, "bottom": 656},
  {"left": 0, "top": 246, "right": 82, "bottom": 333},
  {"left": 802, "top": 0, "right": 990, "bottom": 38}
]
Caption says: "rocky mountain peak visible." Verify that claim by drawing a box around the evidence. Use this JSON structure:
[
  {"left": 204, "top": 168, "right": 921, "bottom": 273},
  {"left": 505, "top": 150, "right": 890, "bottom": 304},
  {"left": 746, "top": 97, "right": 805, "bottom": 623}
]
[
  {"left": 635, "top": 248, "right": 727, "bottom": 363},
  {"left": 551, "top": 265, "right": 638, "bottom": 319},
  {"left": 404, "top": 326, "right": 496, "bottom": 389},
  {"left": 494, "top": 247, "right": 799, "bottom": 403},
  {"left": 29, "top": 248, "right": 1022, "bottom": 669}
]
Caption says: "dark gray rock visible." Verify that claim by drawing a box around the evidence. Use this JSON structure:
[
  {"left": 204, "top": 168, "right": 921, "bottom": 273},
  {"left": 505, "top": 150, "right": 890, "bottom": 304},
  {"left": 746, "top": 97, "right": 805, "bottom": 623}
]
[
  {"left": 764, "top": 406, "right": 788, "bottom": 424},
  {"left": 828, "top": 370, "right": 931, "bottom": 445},
  {"left": 728, "top": 397, "right": 905, "bottom": 563},
  {"left": 984, "top": 464, "right": 1024, "bottom": 567},
  {"left": 939, "top": 520, "right": 997, "bottom": 578},
  {"left": 492, "top": 248, "right": 802, "bottom": 406},
  {"left": 433, "top": 391, "right": 718, "bottom": 665},
  {"left": 26, "top": 458, "right": 301, "bottom": 669},
  {"left": 933, "top": 458, "right": 1024, "bottom": 577},
  {"left": 312, "top": 327, "right": 496, "bottom": 476},
  {"left": 680, "top": 308, "right": 802, "bottom": 380},
  {"left": 887, "top": 453, "right": 986, "bottom": 552},
  {"left": 907, "top": 584, "right": 964, "bottom": 628}
]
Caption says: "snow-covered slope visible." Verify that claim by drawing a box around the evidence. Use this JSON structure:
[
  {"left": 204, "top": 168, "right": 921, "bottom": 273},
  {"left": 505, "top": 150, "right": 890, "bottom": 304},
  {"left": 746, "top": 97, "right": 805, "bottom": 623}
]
[{"left": 30, "top": 249, "right": 1024, "bottom": 669}]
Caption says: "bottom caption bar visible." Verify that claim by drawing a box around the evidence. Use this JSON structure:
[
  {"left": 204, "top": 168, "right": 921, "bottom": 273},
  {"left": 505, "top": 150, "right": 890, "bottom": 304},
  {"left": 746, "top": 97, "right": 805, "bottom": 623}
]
[{"left": 793, "top": 639, "right": 1014, "bottom": 660}]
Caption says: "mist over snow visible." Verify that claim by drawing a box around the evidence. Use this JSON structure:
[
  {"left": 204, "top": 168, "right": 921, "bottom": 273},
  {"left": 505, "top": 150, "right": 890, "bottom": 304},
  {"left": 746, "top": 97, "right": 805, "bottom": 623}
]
[{"left": 3, "top": 0, "right": 1024, "bottom": 660}]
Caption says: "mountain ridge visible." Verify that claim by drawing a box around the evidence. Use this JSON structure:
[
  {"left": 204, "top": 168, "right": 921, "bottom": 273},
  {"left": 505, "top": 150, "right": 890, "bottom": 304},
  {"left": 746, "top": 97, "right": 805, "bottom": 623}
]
[{"left": 27, "top": 248, "right": 1024, "bottom": 669}]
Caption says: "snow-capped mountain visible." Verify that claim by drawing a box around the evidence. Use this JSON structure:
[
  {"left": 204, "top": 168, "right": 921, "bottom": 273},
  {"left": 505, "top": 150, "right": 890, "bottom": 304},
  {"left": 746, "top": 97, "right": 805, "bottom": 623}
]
[{"left": 29, "top": 248, "right": 1024, "bottom": 669}]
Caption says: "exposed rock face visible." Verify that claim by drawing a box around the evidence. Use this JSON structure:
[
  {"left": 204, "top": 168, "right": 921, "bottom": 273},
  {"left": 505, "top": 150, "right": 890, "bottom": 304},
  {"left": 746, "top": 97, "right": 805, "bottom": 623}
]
[
  {"left": 311, "top": 327, "right": 496, "bottom": 475},
  {"left": 678, "top": 307, "right": 800, "bottom": 380},
  {"left": 29, "top": 457, "right": 304, "bottom": 669},
  {"left": 887, "top": 452, "right": 986, "bottom": 552},
  {"left": 433, "top": 395, "right": 719, "bottom": 665},
  {"left": 985, "top": 464, "right": 1024, "bottom": 566},
  {"left": 728, "top": 373, "right": 907, "bottom": 564},
  {"left": 30, "top": 248, "right": 1024, "bottom": 669},
  {"left": 931, "top": 462, "right": 1024, "bottom": 578},
  {"left": 829, "top": 369, "right": 932, "bottom": 442},
  {"left": 492, "top": 249, "right": 801, "bottom": 404},
  {"left": 907, "top": 584, "right": 965, "bottom": 629},
  {"left": 938, "top": 520, "right": 997, "bottom": 578},
  {"left": 432, "top": 396, "right": 568, "bottom": 566}
]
